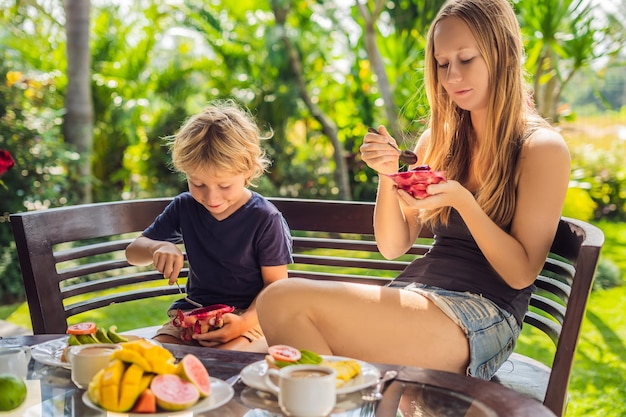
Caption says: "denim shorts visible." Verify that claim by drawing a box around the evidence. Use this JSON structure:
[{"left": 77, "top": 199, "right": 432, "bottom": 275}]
[{"left": 387, "top": 281, "right": 520, "bottom": 380}]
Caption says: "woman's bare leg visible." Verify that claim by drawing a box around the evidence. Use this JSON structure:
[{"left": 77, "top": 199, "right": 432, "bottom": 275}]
[
  {"left": 217, "top": 336, "right": 255, "bottom": 350},
  {"left": 238, "top": 337, "right": 269, "bottom": 353},
  {"left": 257, "top": 278, "right": 470, "bottom": 374}
]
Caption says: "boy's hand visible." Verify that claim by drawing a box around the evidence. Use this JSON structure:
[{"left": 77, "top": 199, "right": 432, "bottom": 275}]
[
  {"left": 193, "top": 313, "right": 245, "bottom": 347},
  {"left": 151, "top": 243, "right": 185, "bottom": 283}
]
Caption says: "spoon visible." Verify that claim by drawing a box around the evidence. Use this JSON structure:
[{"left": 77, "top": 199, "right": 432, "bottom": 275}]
[
  {"left": 367, "top": 127, "right": 418, "bottom": 165},
  {"left": 361, "top": 369, "right": 398, "bottom": 401},
  {"left": 175, "top": 280, "right": 203, "bottom": 308}
]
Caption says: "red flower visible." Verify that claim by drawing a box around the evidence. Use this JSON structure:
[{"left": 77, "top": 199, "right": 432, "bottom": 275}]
[{"left": 0, "top": 150, "right": 15, "bottom": 176}]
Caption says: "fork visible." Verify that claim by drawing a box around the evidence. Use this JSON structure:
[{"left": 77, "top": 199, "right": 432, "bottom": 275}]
[
  {"left": 361, "top": 369, "right": 398, "bottom": 401},
  {"left": 175, "top": 280, "right": 203, "bottom": 308}
]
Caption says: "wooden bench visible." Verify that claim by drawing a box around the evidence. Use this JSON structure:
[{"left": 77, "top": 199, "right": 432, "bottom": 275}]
[{"left": 10, "top": 197, "right": 603, "bottom": 417}]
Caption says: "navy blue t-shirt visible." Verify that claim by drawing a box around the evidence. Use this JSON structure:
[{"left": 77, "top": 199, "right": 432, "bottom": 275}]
[{"left": 142, "top": 192, "right": 293, "bottom": 310}]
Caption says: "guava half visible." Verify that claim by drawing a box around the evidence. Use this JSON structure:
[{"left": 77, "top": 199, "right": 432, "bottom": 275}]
[
  {"left": 178, "top": 354, "right": 211, "bottom": 397},
  {"left": 150, "top": 374, "right": 199, "bottom": 411}
]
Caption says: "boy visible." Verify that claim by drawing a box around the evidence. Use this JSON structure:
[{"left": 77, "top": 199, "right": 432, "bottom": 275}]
[{"left": 126, "top": 100, "right": 293, "bottom": 350}]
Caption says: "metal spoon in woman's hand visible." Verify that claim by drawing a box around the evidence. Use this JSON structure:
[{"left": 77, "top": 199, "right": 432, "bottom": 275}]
[{"left": 367, "top": 127, "right": 418, "bottom": 165}]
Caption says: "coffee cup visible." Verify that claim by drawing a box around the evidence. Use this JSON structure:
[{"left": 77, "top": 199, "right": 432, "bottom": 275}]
[
  {"left": 264, "top": 364, "right": 337, "bottom": 417},
  {"left": 65, "top": 343, "right": 122, "bottom": 389},
  {"left": 0, "top": 346, "right": 31, "bottom": 379}
]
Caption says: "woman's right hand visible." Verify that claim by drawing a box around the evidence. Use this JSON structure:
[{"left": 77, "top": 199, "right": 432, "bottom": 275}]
[{"left": 360, "top": 125, "right": 400, "bottom": 175}]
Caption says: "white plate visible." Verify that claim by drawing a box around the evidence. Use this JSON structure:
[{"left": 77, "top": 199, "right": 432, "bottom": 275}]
[
  {"left": 31, "top": 335, "right": 150, "bottom": 370},
  {"left": 82, "top": 377, "right": 234, "bottom": 415},
  {"left": 240, "top": 356, "right": 380, "bottom": 395}
]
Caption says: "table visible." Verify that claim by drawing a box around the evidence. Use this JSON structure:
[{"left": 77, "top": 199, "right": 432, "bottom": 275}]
[{"left": 0, "top": 335, "right": 556, "bottom": 417}]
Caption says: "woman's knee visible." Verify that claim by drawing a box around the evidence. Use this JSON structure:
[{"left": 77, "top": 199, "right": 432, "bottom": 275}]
[
  {"left": 260, "top": 278, "right": 309, "bottom": 303},
  {"left": 258, "top": 278, "right": 305, "bottom": 315}
]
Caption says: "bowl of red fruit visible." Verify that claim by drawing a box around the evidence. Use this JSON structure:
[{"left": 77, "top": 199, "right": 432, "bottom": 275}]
[{"left": 383, "top": 165, "right": 446, "bottom": 199}]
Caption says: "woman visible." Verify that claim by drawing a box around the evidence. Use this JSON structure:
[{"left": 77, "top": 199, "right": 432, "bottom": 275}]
[{"left": 256, "top": 0, "right": 570, "bottom": 380}]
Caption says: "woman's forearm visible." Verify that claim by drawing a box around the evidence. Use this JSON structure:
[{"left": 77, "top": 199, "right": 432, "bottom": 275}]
[{"left": 374, "top": 176, "right": 419, "bottom": 259}]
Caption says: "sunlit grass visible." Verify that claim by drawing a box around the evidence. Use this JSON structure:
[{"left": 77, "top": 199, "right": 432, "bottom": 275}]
[
  {"left": 566, "top": 286, "right": 626, "bottom": 417},
  {"left": 3, "top": 281, "right": 179, "bottom": 333},
  {"left": 560, "top": 116, "right": 626, "bottom": 150},
  {"left": 593, "top": 220, "right": 626, "bottom": 275}
]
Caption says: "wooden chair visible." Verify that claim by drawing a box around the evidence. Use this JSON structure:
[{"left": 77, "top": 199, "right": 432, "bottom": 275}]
[
  {"left": 490, "top": 216, "right": 604, "bottom": 417},
  {"left": 10, "top": 198, "right": 603, "bottom": 417},
  {"left": 10, "top": 198, "right": 177, "bottom": 335}
]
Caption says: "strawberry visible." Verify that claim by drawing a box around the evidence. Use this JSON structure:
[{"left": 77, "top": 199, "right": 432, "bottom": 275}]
[{"left": 385, "top": 165, "right": 446, "bottom": 199}]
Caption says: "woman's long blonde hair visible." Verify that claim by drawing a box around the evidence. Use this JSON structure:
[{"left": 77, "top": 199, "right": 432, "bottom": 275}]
[{"left": 420, "top": 0, "right": 550, "bottom": 229}]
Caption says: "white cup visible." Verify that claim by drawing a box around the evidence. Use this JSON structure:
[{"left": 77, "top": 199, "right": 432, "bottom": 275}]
[
  {"left": 0, "top": 346, "right": 31, "bottom": 379},
  {"left": 264, "top": 364, "right": 337, "bottom": 417},
  {"left": 65, "top": 343, "right": 122, "bottom": 389}
]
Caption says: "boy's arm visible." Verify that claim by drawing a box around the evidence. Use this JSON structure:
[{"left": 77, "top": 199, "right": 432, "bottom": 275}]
[{"left": 125, "top": 235, "right": 184, "bottom": 283}]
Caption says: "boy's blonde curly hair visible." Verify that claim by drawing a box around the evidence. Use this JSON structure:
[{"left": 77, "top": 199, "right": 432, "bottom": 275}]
[{"left": 168, "top": 99, "right": 272, "bottom": 187}]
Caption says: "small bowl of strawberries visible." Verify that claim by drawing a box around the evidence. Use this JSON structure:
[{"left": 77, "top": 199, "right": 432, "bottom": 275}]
[{"left": 383, "top": 165, "right": 446, "bottom": 199}]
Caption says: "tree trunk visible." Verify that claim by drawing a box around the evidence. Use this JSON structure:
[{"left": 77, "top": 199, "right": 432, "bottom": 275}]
[
  {"left": 541, "top": 74, "right": 558, "bottom": 122},
  {"left": 63, "top": 0, "right": 93, "bottom": 203},
  {"left": 357, "top": 1, "right": 402, "bottom": 140},
  {"left": 623, "top": 67, "right": 626, "bottom": 109}
]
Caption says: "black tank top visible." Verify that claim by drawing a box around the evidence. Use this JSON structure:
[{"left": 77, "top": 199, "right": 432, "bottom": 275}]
[{"left": 395, "top": 209, "right": 533, "bottom": 326}]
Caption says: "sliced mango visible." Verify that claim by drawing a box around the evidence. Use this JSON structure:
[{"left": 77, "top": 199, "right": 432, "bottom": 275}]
[
  {"left": 99, "top": 359, "right": 125, "bottom": 411},
  {"left": 116, "top": 339, "right": 176, "bottom": 373},
  {"left": 110, "top": 349, "right": 151, "bottom": 371},
  {"left": 118, "top": 363, "right": 145, "bottom": 411},
  {"left": 151, "top": 360, "right": 177, "bottom": 375},
  {"left": 87, "top": 368, "right": 105, "bottom": 406},
  {"left": 138, "top": 374, "right": 153, "bottom": 393}
]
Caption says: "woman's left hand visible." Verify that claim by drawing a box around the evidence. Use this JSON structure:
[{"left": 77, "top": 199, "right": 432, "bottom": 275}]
[{"left": 396, "top": 179, "right": 473, "bottom": 211}]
